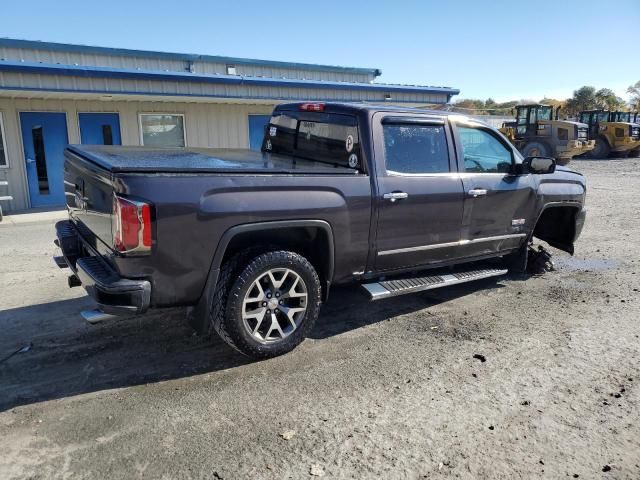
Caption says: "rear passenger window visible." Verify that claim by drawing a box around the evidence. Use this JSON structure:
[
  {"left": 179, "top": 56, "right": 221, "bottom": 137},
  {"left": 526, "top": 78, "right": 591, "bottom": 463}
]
[{"left": 382, "top": 124, "right": 449, "bottom": 174}]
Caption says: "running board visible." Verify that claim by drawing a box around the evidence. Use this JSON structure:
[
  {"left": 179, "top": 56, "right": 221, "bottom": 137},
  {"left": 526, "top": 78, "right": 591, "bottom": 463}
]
[{"left": 361, "top": 267, "right": 508, "bottom": 301}]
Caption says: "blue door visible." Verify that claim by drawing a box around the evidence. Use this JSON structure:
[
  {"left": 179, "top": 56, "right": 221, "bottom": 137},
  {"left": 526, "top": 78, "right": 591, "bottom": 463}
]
[
  {"left": 20, "top": 112, "right": 68, "bottom": 207},
  {"left": 79, "top": 113, "right": 121, "bottom": 145},
  {"left": 248, "top": 115, "right": 271, "bottom": 151}
]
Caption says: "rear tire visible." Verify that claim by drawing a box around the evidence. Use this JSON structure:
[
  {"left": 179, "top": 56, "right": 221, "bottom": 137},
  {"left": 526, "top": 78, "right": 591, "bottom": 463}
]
[
  {"left": 521, "top": 141, "right": 551, "bottom": 158},
  {"left": 211, "top": 249, "right": 321, "bottom": 359}
]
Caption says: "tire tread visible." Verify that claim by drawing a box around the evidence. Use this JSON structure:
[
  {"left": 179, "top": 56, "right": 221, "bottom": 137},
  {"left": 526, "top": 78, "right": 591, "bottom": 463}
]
[{"left": 211, "top": 249, "right": 321, "bottom": 358}]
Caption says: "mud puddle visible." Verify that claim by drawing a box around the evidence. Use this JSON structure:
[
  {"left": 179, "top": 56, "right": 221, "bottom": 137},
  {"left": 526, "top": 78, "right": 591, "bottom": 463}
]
[{"left": 553, "top": 257, "right": 618, "bottom": 272}]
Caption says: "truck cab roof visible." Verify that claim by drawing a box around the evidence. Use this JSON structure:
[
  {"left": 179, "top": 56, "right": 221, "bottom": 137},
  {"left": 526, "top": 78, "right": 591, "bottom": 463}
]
[{"left": 274, "top": 101, "right": 457, "bottom": 118}]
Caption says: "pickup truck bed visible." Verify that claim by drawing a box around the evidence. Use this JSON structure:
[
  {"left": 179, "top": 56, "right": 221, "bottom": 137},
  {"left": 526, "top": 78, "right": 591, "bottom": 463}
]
[
  {"left": 62, "top": 142, "right": 372, "bottom": 315},
  {"left": 66, "top": 145, "right": 362, "bottom": 174}
]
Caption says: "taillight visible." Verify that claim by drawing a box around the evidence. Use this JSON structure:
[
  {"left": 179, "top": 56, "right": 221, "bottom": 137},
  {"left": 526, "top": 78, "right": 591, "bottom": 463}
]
[
  {"left": 299, "top": 102, "right": 325, "bottom": 112},
  {"left": 112, "top": 195, "right": 153, "bottom": 254}
]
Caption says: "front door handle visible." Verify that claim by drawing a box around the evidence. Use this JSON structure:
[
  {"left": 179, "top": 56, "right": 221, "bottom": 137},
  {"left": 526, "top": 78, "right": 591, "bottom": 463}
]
[
  {"left": 468, "top": 188, "right": 488, "bottom": 198},
  {"left": 26, "top": 158, "right": 36, "bottom": 164},
  {"left": 383, "top": 191, "right": 409, "bottom": 203}
]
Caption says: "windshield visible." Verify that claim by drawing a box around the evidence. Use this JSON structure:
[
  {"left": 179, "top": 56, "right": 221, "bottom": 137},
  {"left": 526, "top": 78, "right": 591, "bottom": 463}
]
[
  {"left": 612, "top": 112, "right": 630, "bottom": 122},
  {"left": 536, "top": 106, "right": 552, "bottom": 121}
]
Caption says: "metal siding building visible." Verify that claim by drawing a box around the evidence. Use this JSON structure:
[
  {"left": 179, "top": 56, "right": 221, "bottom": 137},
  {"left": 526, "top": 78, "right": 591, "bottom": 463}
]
[{"left": 0, "top": 38, "right": 459, "bottom": 211}]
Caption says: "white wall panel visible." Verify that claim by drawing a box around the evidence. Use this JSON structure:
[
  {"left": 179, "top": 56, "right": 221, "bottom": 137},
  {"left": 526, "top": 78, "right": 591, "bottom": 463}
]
[
  {"left": 0, "top": 46, "right": 376, "bottom": 84},
  {"left": 0, "top": 96, "right": 275, "bottom": 211}
]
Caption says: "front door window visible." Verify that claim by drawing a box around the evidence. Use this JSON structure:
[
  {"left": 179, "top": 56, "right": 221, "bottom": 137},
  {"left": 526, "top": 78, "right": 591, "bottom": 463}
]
[{"left": 458, "top": 127, "right": 513, "bottom": 173}]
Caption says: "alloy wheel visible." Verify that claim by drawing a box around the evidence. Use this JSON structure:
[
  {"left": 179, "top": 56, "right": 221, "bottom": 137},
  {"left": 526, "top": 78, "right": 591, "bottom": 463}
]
[{"left": 241, "top": 268, "right": 308, "bottom": 344}]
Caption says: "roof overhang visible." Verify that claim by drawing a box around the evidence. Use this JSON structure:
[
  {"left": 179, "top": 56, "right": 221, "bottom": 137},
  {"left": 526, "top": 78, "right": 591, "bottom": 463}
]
[
  {"left": 0, "top": 87, "right": 447, "bottom": 109},
  {"left": 0, "top": 60, "right": 459, "bottom": 96},
  {"left": 0, "top": 38, "right": 382, "bottom": 78}
]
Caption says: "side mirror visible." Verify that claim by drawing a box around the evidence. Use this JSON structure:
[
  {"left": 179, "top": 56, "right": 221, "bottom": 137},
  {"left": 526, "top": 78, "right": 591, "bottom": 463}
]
[{"left": 522, "top": 156, "right": 556, "bottom": 174}]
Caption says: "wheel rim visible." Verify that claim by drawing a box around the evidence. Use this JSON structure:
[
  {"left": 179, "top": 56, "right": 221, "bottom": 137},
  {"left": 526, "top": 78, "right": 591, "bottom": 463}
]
[{"left": 241, "top": 268, "right": 308, "bottom": 344}]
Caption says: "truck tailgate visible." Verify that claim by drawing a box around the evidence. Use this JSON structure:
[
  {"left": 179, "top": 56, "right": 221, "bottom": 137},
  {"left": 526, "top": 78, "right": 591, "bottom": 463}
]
[{"left": 64, "top": 149, "right": 115, "bottom": 248}]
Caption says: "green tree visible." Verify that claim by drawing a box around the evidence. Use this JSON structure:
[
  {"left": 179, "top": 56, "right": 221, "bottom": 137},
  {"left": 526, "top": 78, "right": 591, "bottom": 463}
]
[
  {"left": 628, "top": 81, "right": 640, "bottom": 110},
  {"left": 483, "top": 98, "right": 498, "bottom": 114},
  {"left": 565, "top": 86, "right": 597, "bottom": 116},
  {"left": 539, "top": 97, "right": 565, "bottom": 109},
  {"left": 594, "top": 88, "right": 626, "bottom": 111},
  {"left": 452, "top": 99, "right": 485, "bottom": 114}
]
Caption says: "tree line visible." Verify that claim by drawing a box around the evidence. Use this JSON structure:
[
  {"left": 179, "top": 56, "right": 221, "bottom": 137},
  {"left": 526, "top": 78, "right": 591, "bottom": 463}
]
[{"left": 449, "top": 80, "right": 640, "bottom": 117}]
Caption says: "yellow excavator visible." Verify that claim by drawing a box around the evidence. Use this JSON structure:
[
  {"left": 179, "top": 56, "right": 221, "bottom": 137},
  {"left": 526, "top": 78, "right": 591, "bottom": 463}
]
[
  {"left": 579, "top": 110, "right": 640, "bottom": 158},
  {"left": 499, "top": 104, "right": 594, "bottom": 165}
]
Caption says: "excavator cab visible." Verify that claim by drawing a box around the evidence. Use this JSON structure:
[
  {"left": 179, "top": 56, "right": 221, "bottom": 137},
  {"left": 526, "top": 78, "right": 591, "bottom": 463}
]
[
  {"left": 610, "top": 111, "right": 639, "bottom": 124},
  {"left": 515, "top": 105, "right": 553, "bottom": 137}
]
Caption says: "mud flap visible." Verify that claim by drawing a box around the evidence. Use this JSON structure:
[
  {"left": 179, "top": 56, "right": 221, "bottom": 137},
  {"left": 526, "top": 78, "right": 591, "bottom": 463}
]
[{"left": 186, "top": 267, "right": 221, "bottom": 335}]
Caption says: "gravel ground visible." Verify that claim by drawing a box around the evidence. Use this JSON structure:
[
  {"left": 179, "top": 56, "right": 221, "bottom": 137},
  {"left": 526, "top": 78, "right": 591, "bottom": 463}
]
[{"left": 1, "top": 158, "right": 639, "bottom": 479}]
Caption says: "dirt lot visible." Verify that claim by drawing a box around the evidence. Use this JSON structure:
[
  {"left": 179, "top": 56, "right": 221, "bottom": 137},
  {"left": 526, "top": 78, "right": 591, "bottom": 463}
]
[{"left": 1, "top": 158, "right": 639, "bottom": 479}]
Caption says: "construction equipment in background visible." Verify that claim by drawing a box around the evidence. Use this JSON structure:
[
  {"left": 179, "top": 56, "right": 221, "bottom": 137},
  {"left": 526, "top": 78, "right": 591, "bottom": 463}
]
[
  {"left": 610, "top": 111, "right": 639, "bottom": 124},
  {"left": 578, "top": 110, "right": 640, "bottom": 158},
  {"left": 499, "top": 104, "right": 595, "bottom": 165}
]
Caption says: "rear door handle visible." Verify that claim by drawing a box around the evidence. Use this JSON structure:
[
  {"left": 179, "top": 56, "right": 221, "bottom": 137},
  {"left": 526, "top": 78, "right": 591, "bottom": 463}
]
[
  {"left": 468, "top": 188, "right": 488, "bottom": 198},
  {"left": 383, "top": 191, "right": 409, "bottom": 203}
]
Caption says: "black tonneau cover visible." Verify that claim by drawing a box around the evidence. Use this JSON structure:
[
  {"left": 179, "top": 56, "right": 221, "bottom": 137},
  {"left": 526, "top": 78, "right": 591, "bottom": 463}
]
[{"left": 66, "top": 145, "right": 361, "bottom": 174}]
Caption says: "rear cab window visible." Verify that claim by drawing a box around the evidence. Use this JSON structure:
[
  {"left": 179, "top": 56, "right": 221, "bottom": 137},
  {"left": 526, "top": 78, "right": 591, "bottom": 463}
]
[{"left": 265, "top": 111, "right": 362, "bottom": 171}]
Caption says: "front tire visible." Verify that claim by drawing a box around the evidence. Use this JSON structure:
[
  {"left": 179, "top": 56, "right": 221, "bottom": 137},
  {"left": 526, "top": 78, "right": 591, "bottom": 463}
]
[
  {"left": 211, "top": 250, "right": 321, "bottom": 359},
  {"left": 589, "top": 137, "right": 611, "bottom": 159},
  {"left": 521, "top": 141, "right": 551, "bottom": 158}
]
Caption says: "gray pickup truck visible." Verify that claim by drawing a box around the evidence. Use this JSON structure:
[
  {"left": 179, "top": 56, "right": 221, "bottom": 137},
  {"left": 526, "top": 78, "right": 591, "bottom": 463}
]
[{"left": 54, "top": 102, "right": 587, "bottom": 358}]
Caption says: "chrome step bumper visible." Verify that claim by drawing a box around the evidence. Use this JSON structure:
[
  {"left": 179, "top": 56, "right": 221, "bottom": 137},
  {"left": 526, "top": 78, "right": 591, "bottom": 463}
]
[{"left": 361, "top": 267, "right": 508, "bottom": 300}]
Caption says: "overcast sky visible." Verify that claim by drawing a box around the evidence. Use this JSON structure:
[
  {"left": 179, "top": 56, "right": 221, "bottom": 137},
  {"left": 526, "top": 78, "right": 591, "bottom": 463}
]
[{"left": 2, "top": 0, "right": 638, "bottom": 102}]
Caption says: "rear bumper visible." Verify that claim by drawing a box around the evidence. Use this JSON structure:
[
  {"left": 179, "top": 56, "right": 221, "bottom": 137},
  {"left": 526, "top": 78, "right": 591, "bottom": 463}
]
[{"left": 54, "top": 220, "right": 151, "bottom": 315}]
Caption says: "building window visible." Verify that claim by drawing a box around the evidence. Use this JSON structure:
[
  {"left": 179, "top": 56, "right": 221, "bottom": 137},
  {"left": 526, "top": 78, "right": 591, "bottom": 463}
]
[
  {"left": 0, "top": 112, "right": 8, "bottom": 167},
  {"left": 226, "top": 65, "right": 237, "bottom": 75},
  {"left": 139, "top": 114, "right": 186, "bottom": 147}
]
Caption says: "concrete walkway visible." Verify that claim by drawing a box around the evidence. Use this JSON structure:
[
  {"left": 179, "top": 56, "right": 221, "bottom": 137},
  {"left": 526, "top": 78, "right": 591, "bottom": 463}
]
[{"left": 0, "top": 208, "right": 67, "bottom": 226}]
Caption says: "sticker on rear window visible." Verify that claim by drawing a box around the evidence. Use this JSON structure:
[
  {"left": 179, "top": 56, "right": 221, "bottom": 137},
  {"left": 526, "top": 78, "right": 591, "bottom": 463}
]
[
  {"left": 269, "top": 126, "right": 277, "bottom": 137},
  {"left": 348, "top": 153, "right": 358, "bottom": 168},
  {"left": 345, "top": 135, "right": 354, "bottom": 153}
]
